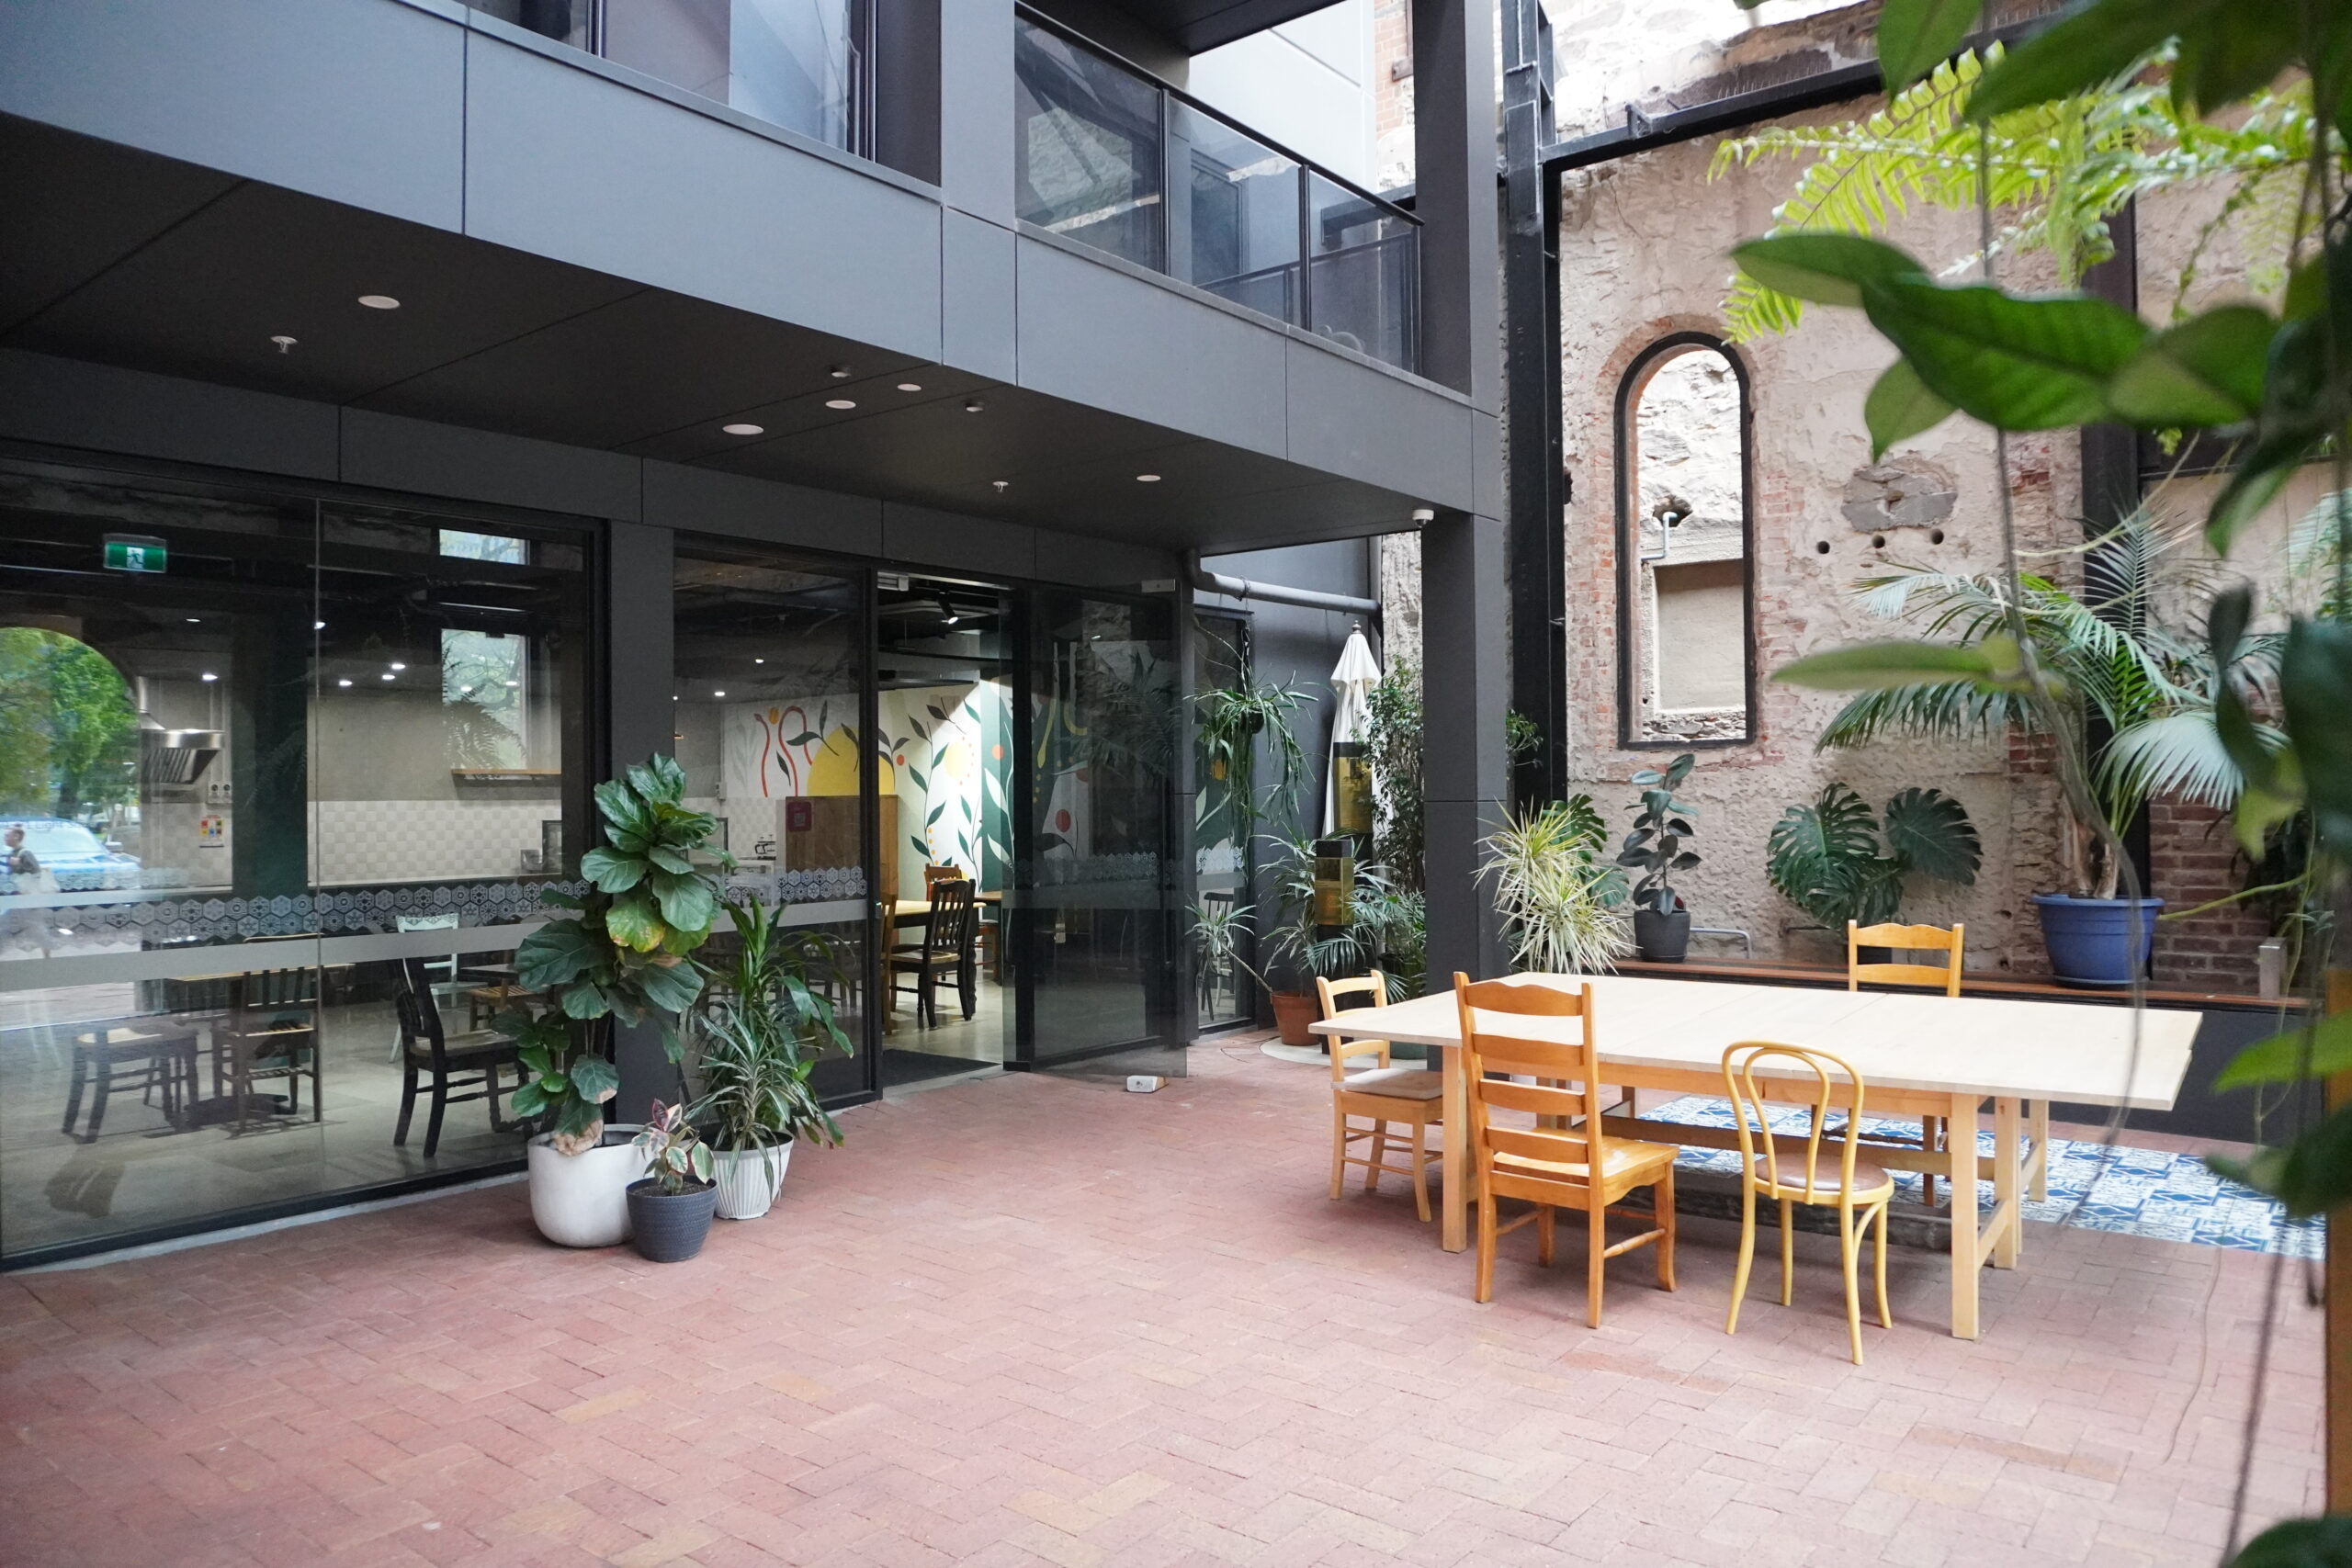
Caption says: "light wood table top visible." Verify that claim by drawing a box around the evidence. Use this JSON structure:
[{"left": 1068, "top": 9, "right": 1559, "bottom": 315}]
[{"left": 1312, "top": 973, "right": 2197, "bottom": 1111}]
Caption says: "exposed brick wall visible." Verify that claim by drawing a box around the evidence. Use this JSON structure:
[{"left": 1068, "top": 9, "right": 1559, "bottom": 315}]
[{"left": 2149, "top": 798, "right": 2266, "bottom": 990}]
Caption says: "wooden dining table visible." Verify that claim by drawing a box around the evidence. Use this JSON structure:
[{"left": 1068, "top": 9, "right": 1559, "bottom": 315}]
[{"left": 1307, "top": 973, "right": 2201, "bottom": 1339}]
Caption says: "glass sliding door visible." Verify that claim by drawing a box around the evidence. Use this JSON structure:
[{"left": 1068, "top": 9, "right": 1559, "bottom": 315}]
[
  {"left": 670, "top": 543, "right": 872, "bottom": 1103},
  {"left": 875, "top": 576, "right": 1016, "bottom": 1088},
  {"left": 1019, "top": 589, "right": 1182, "bottom": 1072}
]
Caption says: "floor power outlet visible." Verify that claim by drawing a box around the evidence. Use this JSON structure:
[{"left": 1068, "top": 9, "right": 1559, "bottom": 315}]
[{"left": 1125, "top": 1075, "right": 1165, "bottom": 1093}]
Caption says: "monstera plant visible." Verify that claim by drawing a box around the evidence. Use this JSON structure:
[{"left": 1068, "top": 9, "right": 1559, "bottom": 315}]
[
  {"left": 513, "top": 755, "right": 733, "bottom": 1247},
  {"left": 1765, "top": 784, "right": 1982, "bottom": 935}
]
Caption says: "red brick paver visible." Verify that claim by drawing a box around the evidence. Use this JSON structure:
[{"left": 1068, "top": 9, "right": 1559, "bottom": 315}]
[{"left": 0, "top": 1043, "right": 2324, "bottom": 1566}]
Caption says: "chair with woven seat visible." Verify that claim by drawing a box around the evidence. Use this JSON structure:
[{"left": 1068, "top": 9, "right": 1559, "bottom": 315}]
[
  {"left": 394, "top": 959, "right": 521, "bottom": 1158},
  {"left": 1722, "top": 1041, "right": 1895, "bottom": 1365},
  {"left": 1847, "top": 920, "right": 1998, "bottom": 1204},
  {"left": 1317, "top": 971, "right": 1442, "bottom": 1222},
  {"left": 1453, "top": 974, "right": 1679, "bottom": 1327}
]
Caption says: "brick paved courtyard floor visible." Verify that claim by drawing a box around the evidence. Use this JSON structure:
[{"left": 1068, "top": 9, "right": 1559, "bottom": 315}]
[{"left": 0, "top": 1040, "right": 2325, "bottom": 1567}]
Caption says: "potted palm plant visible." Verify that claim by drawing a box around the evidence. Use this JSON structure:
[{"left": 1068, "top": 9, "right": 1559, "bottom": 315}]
[
  {"left": 627, "top": 1100, "right": 717, "bottom": 1263},
  {"left": 512, "top": 754, "right": 730, "bottom": 1247},
  {"left": 1617, "top": 753, "right": 1702, "bottom": 961},
  {"left": 688, "top": 894, "right": 854, "bottom": 1221},
  {"left": 1483, "top": 795, "right": 1634, "bottom": 973},
  {"left": 1765, "top": 784, "right": 1983, "bottom": 951},
  {"left": 1793, "top": 507, "right": 2262, "bottom": 984}
]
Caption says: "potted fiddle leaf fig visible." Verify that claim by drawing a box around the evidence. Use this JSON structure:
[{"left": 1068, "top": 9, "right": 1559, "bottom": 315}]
[
  {"left": 1617, "top": 752, "right": 1702, "bottom": 961},
  {"left": 513, "top": 754, "right": 730, "bottom": 1247},
  {"left": 627, "top": 1100, "right": 717, "bottom": 1263}
]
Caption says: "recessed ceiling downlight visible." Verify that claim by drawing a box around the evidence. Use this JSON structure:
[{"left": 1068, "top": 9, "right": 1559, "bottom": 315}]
[
  {"left": 825, "top": 399, "right": 857, "bottom": 411},
  {"left": 721, "top": 423, "right": 765, "bottom": 436},
  {"left": 1136, "top": 473, "right": 1162, "bottom": 483},
  {"left": 357, "top": 294, "right": 401, "bottom": 310}
]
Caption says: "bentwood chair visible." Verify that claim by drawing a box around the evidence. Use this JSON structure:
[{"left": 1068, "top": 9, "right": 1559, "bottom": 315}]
[
  {"left": 1453, "top": 974, "right": 1679, "bottom": 1327},
  {"left": 1722, "top": 1042, "right": 1895, "bottom": 1365},
  {"left": 1317, "top": 972, "right": 1442, "bottom": 1222},
  {"left": 1846, "top": 919, "right": 1973, "bottom": 1204}
]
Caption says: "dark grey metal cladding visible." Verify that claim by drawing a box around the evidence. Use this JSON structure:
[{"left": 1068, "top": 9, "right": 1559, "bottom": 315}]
[
  {"left": 462, "top": 28, "right": 944, "bottom": 360},
  {"left": 942, "top": 212, "right": 1019, "bottom": 384},
  {"left": 1013, "top": 237, "right": 1288, "bottom": 459},
  {"left": 1283, "top": 338, "right": 1475, "bottom": 504},
  {"left": 0, "top": 348, "right": 340, "bottom": 480},
  {"left": 641, "top": 462, "right": 884, "bottom": 558},
  {"left": 0, "top": 0, "right": 467, "bottom": 231},
  {"left": 340, "top": 408, "right": 642, "bottom": 522}
]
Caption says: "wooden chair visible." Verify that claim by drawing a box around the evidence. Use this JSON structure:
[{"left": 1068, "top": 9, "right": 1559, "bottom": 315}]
[
  {"left": 62, "top": 1024, "right": 199, "bottom": 1142},
  {"left": 1848, "top": 920, "right": 1987, "bottom": 1204},
  {"left": 218, "top": 965, "right": 323, "bottom": 1134},
  {"left": 889, "top": 877, "right": 977, "bottom": 1028},
  {"left": 1317, "top": 972, "right": 1442, "bottom": 1222},
  {"left": 393, "top": 959, "right": 522, "bottom": 1158},
  {"left": 1721, "top": 1042, "right": 1895, "bottom": 1365},
  {"left": 1453, "top": 974, "right": 1679, "bottom": 1327}
]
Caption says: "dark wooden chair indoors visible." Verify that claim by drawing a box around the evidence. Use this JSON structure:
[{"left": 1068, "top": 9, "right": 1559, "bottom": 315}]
[
  {"left": 889, "top": 876, "right": 978, "bottom": 1028},
  {"left": 394, "top": 958, "right": 522, "bottom": 1157}
]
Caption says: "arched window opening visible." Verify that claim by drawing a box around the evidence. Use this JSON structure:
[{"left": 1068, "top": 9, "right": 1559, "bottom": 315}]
[{"left": 1615, "top": 335, "right": 1755, "bottom": 747}]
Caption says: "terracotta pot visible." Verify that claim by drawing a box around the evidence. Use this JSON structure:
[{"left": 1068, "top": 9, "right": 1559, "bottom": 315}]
[{"left": 1269, "top": 989, "right": 1319, "bottom": 1046}]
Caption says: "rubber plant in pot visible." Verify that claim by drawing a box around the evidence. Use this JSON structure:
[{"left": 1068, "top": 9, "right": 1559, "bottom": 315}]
[
  {"left": 1765, "top": 784, "right": 1982, "bottom": 956},
  {"left": 686, "top": 894, "right": 854, "bottom": 1221},
  {"left": 1617, "top": 752, "right": 1702, "bottom": 961},
  {"left": 511, "top": 754, "right": 730, "bottom": 1247},
  {"left": 627, "top": 1100, "right": 717, "bottom": 1263}
]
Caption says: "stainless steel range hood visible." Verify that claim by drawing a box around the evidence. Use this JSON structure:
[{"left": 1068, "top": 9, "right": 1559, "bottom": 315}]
[{"left": 141, "top": 727, "right": 221, "bottom": 786}]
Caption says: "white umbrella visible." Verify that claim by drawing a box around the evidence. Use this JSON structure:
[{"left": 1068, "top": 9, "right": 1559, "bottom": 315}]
[{"left": 1324, "top": 626, "right": 1381, "bottom": 836}]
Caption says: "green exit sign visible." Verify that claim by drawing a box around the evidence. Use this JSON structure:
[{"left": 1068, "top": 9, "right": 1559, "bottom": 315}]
[{"left": 103, "top": 534, "right": 167, "bottom": 573}]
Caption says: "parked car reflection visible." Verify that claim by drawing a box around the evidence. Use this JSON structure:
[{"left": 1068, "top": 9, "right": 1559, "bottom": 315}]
[{"left": 1, "top": 818, "right": 141, "bottom": 892}]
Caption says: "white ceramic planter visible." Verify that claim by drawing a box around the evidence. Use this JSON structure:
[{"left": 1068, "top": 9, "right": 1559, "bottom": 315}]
[
  {"left": 712, "top": 1142, "right": 792, "bottom": 1220},
  {"left": 527, "top": 1125, "right": 643, "bottom": 1247}
]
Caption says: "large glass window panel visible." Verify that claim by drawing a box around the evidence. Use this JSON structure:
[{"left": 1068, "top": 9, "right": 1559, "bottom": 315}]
[
  {"left": 0, "top": 465, "right": 591, "bottom": 1262},
  {"left": 672, "top": 544, "right": 871, "bottom": 1100},
  {"left": 1169, "top": 104, "right": 1301, "bottom": 324},
  {"left": 1023, "top": 591, "right": 1180, "bottom": 1072},
  {"left": 1191, "top": 613, "right": 1252, "bottom": 1029},
  {"left": 1307, "top": 173, "right": 1419, "bottom": 373},
  {"left": 1013, "top": 17, "right": 1166, "bottom": 271}
]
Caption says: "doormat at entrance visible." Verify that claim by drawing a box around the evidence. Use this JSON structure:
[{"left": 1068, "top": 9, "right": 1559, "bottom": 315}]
[{"left": 1642, "top": 1096, "right": 2323, "bottom": 1260}]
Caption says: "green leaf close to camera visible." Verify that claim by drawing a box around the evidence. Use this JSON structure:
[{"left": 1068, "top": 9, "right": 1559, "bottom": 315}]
[
  {"left": 603, "top": 894, "right": 666, "bottom": 953},
  {"left": 568, "top": 1055, "right": 619, "bottom": 1102},
  {"left": 515, "top": 919, "right": 599, "bottom": 990},
  {"left": 2208, "top": 428, "right": 2324, "bottom": 557},
  {"left": 1730, "top": 233, "right": 1927, "bottom": 310},
  {"left": 648, "top": 869, "right": 717, "bottom": 933},
  {"left": 2218, "top": 1012, "right": 2352, "bottom": 1091},
  {"left": 1774, "top": 634, "right": 2029, "bottom": 692},
  {"left": 1876, "top": 0, "right": 1983, "bottom": 92},
  {"left": 508, "top": 1078, "right": 551, "bottom": 1118},
  {"left": 635, "top": 957, "right": 706, "bottom": 1016},
  {"left": 560, "top": 979, "right": 611, "bottom": 1020},
  {"left": 1962, "top": 0, "right": 2204, "bottom": 121},
  {"left": 1864, "top": 358, "right": 1956, "bottom": 457},
  {"left": 2171, "top": 4, "right": 2301, "bottom": 118},
  {"left": 2230, "top": 1513, "right": 2352, "bottom": 1568},
  {"left": 1861, "top": 278, "right": 2146, "bottom": 431},
  {"left": 2208, "top": 1103, "right": 2352, "bottom": 1218},
  {"left": 579, "top": 845, "right": 645, "bottom": 893},
  {"left": 2105, "top": 306, "right": 2275, "bottom": 428},
  {"left": 2281, "top": 619, "right": 2352, "bottom": 857}
]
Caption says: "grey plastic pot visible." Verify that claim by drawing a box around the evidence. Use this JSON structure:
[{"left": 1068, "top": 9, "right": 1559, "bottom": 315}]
[{"left": 625, "top": 1179, "right": 718, "bottom": 1263}]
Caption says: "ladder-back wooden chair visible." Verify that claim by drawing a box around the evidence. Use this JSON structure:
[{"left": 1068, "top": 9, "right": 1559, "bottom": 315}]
[
  {"left": 1722, "top": 1042, "right": 1896, "bottom": 1365},
  {"left": 1453, "top": 974, "right": 1678, "bottom": 1327},
  {"left": 1317, "top": 971, "right": 1442, "bottom": 1223},
  {"left": 1846, "top": 920, "right": 1976, "bottom": 1205},
  {"left": 889, "top": 876, "right": 977, "bottom": 1028},
  {"left": 394, "top": 958, "right": 522, "bottom": 1158}
]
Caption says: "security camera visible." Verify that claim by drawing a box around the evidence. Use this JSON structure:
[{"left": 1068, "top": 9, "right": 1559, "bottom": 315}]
[{"left": 1410, "top": 507, "right": 1435, "bottom": 524}]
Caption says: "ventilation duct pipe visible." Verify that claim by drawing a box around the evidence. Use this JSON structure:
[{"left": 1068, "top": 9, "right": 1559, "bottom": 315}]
[{"left": 1182, "top": 550, "right": 1381, "bottom": 621}]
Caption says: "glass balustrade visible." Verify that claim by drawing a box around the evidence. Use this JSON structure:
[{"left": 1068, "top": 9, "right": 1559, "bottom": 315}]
[{"left": 1013, "top": 10, "right": 1419, "bottom": 375}]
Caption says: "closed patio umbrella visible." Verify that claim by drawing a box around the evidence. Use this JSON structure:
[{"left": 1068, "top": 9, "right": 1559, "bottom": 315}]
[{"left": 1324, "top": 625, "right": 1380, "bottom": 837}]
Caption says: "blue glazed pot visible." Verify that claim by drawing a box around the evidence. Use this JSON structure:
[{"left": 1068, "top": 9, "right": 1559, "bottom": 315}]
[{"left": 2031, "top": 894, "right": 2165, "bottom": 987}]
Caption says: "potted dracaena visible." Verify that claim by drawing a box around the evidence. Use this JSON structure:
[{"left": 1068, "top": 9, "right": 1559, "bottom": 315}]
[
  {"left": 686, "top": 894, "right": 855, "bottom": 1221},
  {"left": 510, "top": 755, "right": 730, "bottom": 1247}
]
